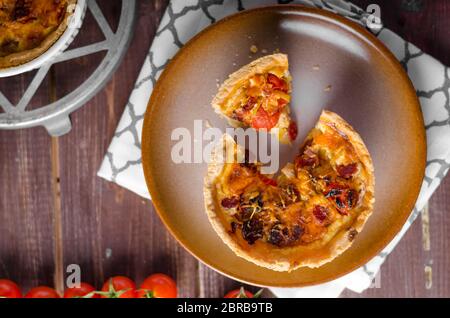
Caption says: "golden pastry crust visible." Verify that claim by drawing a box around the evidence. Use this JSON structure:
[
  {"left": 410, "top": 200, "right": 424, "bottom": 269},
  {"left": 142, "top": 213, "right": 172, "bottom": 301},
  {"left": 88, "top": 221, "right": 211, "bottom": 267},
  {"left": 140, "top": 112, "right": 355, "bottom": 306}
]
[
  {"left": 204, "top": 111, "right": 375, "bottom": 271},
  {"left": 211, "top": 53, "right": 296, "bottom": 144},
  {"left": 0, "top": 0, "right": 76, "bottom": 69}
]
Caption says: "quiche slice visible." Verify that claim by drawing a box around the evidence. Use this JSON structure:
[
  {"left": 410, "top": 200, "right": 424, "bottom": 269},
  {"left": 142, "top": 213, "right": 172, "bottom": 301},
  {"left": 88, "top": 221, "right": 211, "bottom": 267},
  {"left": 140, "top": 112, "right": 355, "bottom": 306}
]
[
  {"left": 204, "top": 111, "right": 375, "bottom": 271},
  {"left": 212, "top": 53, "right": 297, "bottom": 144},
  {"left": 0, "top": 0, "right": 76, "bottom": 69}
]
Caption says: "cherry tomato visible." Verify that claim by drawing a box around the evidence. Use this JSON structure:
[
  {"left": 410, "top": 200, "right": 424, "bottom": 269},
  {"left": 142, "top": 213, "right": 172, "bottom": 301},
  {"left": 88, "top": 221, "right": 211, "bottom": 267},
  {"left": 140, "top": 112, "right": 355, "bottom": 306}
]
[
  {"left": 224, "top": 287, "right": 258, "bottom": 298},
  {"left": 116, "top": 289, "right": 137, "bottom": 298},
  {"left": 288, "top": 121, "right": 298, "bottom": 141},
  {"left": 135, "top": 289, "right": 151, "bottom": 298},
  {"left": 251, "top": 107, "right": 280, "bottom": 130},
  {"left": 100, "top": 276, "right": 136, "bottom": 298},
  {"left": 138, "top": 273, "right": 177, "bottom": 298},
  {"left": 64, "top": 282, "right": 98, "bottom": 298},
  {"left": 0, "top": 279, "right": 22, "bottom": 298},
  {"left": 25, "top": 286, "right": 60, "bottom": 298}
]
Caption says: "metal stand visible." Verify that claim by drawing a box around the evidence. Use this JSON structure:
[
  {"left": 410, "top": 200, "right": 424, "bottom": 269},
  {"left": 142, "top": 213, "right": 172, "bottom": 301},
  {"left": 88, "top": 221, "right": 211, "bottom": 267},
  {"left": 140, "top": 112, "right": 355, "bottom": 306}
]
[{"left": 0, "top": 0, "right": 136, "bottom": 136}]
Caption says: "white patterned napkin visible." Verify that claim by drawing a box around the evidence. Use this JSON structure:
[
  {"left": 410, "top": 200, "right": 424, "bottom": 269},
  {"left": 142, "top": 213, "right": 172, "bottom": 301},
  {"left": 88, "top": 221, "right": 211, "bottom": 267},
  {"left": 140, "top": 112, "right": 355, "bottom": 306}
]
[{"left": 98, "top": 0, "right": 450, "bottom": 297}]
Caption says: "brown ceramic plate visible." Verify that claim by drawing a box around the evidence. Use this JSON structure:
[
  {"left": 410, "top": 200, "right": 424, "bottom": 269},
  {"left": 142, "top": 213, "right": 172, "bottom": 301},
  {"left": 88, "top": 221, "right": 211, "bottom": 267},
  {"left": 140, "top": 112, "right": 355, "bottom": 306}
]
[{"left": 142, "top": 5, "right": 426, "bottom": 287}]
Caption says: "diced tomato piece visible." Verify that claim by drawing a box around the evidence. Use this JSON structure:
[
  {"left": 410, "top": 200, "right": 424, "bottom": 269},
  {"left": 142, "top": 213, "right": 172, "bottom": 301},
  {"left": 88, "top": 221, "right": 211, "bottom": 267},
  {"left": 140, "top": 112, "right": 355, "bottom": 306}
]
[
  {"left": 260, "top": 175, "right": 277, "bottom": 187},
  {"left": 267, "top": 74, "right": 288, "bottom": 92},
  {"left": 313, "top": 206, "right": 329, "bottom": 222},
  {"left": 295, "top": 155, "right": 318, "bottom": 168},
  {"left": 336, "top": 163, "right": 358, "bottom": 179},
  {"left": 326, "top": 182, "right": 348, "bottom": 191},
  {"left": 324, "top": 182, "right": 357, "bottom": 215},
  {"left": 295, "top": 148, "right": 318, "bottom": 169},
  {"left": 251, "top": 107, "right": 280, "bottom": 130},
  {"left": 288, "top": 121, "right": 298, "bottom": 141},
  {"left": 221, "top": 197, "right": 239, "bottom": 208},
  {"left": 243, "top": 96, "right": 257, "bottom": 111}
]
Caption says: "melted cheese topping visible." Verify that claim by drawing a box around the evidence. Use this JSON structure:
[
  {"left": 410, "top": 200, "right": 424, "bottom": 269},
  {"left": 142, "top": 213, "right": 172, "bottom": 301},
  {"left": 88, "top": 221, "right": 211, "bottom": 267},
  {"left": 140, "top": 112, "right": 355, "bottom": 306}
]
[
  {"left": 0, "top": 0, "right": 69, "bottom": 57},
  {"left": 215, "top": 122, "right": 367, "bottom": 248},
  {"left": 224, "top": 70, "right": 291, "bottom": 128}
]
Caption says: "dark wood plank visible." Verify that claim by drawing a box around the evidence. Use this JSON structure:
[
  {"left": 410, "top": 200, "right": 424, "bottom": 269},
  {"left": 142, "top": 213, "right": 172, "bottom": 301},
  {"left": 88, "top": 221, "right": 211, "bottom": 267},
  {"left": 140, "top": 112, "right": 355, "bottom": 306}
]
[
  {"left": 426, "top": 174, "right": 450, "bottom": 297},
  {"left": 56, "top": 0, "right": 199, "bottom": 297},
  {"left": 351, "top": 0, "right": 450, "bottom": 65},
  {"left": 0, "top": 128, "right": 55, "bottom": 290},
  {"left": 197, "top": 263, "right": 268, "bottom": 298}
]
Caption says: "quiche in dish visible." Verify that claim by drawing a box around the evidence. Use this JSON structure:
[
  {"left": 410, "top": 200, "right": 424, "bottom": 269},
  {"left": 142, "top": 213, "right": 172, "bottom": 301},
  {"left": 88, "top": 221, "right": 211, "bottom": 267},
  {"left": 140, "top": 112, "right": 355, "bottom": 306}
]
[
  {"left": 212, "top": 53, "right": 297, "bottom": 144},
  {"left": 204, "top": 111, "right": 375, "bottom": 271},
  {"left": 0, "top": 0, "right": 76, "bottom": 68}
]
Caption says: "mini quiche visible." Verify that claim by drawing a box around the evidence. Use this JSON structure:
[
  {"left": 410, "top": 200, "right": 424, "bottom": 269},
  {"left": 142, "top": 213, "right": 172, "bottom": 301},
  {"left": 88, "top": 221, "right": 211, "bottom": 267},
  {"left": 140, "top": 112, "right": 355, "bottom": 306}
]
[
  {"left": 212, "top": 53, "right": 297, "bottom": 144},
  {"left": 204, "top": 111, "right": 374, "bottom": 271},
  {"left": 0, "top": 0, "right": 76, "bottom": 69}
]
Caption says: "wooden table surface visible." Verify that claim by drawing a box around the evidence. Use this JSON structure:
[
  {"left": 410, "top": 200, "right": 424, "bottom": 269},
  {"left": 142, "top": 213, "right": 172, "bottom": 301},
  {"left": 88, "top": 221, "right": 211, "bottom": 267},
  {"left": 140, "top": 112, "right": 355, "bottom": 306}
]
[{"left": 0, "top": 0, "right": 449, "bottom": 298}]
